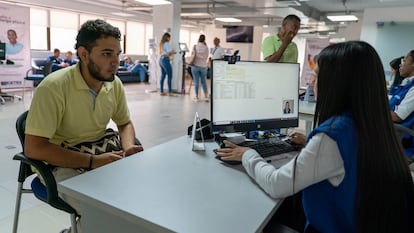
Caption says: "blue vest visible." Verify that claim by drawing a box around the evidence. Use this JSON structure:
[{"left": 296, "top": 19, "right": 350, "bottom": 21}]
[
  {"left": 303, "top": 113, "right": 358, "bottom": 233},
  {"left": 389, "top": 78, "right": 414, "bottom": 128}
]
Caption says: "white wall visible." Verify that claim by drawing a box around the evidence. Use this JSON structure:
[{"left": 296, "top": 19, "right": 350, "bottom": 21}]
[
  {"left": 361, "top": 6, "right": 414, "bottom": 45},
  {"left": 203, "top": 25, "right": 263, "bottom": 61}
]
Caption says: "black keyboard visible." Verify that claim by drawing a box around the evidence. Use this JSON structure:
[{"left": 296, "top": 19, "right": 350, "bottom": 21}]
[
  {"left": 214, "top": 137, "right": 296, "bottom": 165},
  {"left": 238, "top": 137, "right": 296, "bottom": 158}
]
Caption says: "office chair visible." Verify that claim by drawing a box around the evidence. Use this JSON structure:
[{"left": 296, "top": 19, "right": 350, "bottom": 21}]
[
  {"left": 12, "top": 110, "right": 79, "bottom": 233},
  {"left": 23, "top": 60, "right": 53, "bottom": 98},
  {"left": 394, "top": 123, "right": 414, "bottom": 172}
]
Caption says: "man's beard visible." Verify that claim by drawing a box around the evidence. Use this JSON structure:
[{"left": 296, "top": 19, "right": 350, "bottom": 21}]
[{"left": 88, "top": 58, "right": 115, "bottom": 82}]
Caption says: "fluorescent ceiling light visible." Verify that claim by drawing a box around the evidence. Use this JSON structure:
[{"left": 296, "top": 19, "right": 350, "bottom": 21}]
[
  {"left": 327, "top": 15, "right": 358, "bottom": 22},
  {"left": 134, "top": 0, "right": 171, "bottom": 5},
  {"left": 215, "top": 17, "right": 242, "bottom": 23},
  {"left": 181, "top": 12, "right": 211, "bottom": 17},
  {"left": 111, "top": 12, "right": 135, "bottom": 17}
]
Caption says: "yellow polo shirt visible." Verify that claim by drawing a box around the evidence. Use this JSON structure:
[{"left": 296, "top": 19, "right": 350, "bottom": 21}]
[{"left": 26, "top": 63, "right": 130, "bottom": 146}]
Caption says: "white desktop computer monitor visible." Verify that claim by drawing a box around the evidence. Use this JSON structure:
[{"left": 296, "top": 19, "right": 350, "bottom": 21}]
[
  {"left": 178, "top": 42, "right": 189, "bottom": 53},
  {"left": 211, "top": 60, "right": 300, "bottom": 134},
  {"left": 0, "top": 42, "right": 5, "bottom": 60}
]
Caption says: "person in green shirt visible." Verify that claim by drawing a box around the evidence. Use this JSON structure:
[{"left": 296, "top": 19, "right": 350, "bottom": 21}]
[{"left": 261, "top": 14, "right": 301, "bottom": 63}]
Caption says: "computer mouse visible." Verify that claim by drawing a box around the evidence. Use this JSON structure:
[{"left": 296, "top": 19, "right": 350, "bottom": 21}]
[{"left": 213, "top": 149, "right": 241, "bottom": 165}]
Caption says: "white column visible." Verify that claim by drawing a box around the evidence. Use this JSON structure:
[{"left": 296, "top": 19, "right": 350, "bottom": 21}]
[{"left": 152, "top": 1, "right": 182, "bottom": 93}]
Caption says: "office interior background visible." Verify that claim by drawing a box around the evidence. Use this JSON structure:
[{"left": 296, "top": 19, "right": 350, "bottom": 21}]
[
  {"left": 2, "top": 0, "right": 414, "bottom": 86},
  {"left": 2, "top": 0, "right": 414, "bottom": 232}
]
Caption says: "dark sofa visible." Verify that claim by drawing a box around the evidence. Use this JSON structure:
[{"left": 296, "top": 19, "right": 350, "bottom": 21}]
[{"left": 117, "top": 62, "right": 149, "bottom": 83}]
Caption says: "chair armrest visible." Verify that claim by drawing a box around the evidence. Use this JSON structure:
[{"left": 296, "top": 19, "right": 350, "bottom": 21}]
[
  {"left": 394, "top": 123, "right": 414, "bottom": 137},
  {"left": 13, "top": 152, "right": 60, "bottom": 204},
  {"left": 25, "top": 68, "right": 33, "bottom": 76}
]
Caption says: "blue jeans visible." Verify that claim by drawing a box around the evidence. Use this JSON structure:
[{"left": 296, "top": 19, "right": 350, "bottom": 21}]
[
  {"left": 191, "top": 65, "right": 208, "bottom": 97},
  {"left": 130, "top": 64, "right": 148, "bottom": 82},
  {"left": 159, "top": 57, "right": 172, "bottom": 93}
]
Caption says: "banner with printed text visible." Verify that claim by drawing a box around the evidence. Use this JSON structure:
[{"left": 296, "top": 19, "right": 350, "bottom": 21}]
[
  {"left": 300, "top": 38, "right": 330, "bottom": 87},
  {"left": 0, "top": 2, "right": 30, "bottom": 89}
]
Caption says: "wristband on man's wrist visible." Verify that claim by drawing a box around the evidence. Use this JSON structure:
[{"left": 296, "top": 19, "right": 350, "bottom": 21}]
[{"left": 88, "top": 154, "right": 94, "bottom": 170}]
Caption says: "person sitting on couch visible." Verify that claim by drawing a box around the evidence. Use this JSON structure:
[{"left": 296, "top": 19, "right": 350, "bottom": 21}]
[{"left": 122, "top": 56, "right": 148, "bottom": 83}]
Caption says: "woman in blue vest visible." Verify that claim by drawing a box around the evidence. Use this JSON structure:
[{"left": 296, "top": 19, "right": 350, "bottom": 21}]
[{"left": 216, "top": 41, "right": 414, "bottom": 233}]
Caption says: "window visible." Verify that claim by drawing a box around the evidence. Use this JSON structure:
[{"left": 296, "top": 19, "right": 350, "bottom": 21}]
[
  {"left": 106, "top": 19, "right": 125, "bottom": 53},
  {"left": 126, "top": 21, "right": 145, "bottom": 54},
  {"left": 50, "top": 10, "right": 78, "bottom": 52},
  {"left": 30, "top": 8, "right": 48, "bottom": 50}
]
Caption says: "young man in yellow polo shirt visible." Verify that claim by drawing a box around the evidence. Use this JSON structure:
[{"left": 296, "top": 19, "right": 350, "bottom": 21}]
[
  {"left": 261, "top": 14, "right": 301, "bottom": 63},
  {"left": 24, "top": 19, "right": 143, "bottom": 233}
]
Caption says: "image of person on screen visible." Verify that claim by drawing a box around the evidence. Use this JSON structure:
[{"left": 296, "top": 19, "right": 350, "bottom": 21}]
[
  {"left": 261, "top": 15, "right": 300, "bottom": 63},
  {"left": 283, "top": 101, "right": 291, "bottom": 114},
  {"left": 5, "top": 29, "right": 23, "bottom": 55},
  {"left": 216, "top": 41, "right": 414, "bottom": 233}
]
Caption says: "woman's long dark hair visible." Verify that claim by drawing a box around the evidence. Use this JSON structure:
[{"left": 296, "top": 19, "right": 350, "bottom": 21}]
[{"left": 314, "top": 41, "right": 414, "bottom": 233}]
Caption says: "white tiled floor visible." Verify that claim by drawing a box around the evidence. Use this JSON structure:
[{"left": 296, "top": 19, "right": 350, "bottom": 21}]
[{"left": 0, "top": 78, "right": 305, "bottom": 233}]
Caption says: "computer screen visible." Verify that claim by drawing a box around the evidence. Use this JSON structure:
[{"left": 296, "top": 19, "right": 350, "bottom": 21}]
[
  {"left": 179, "top": 42, "right": 189, "bottom": 52},
  {"left": 0, "top": 42, "right": 5, "bottom": 60},
  {"left": 211, "top": 60, "right": 300, "bottom": 134}
]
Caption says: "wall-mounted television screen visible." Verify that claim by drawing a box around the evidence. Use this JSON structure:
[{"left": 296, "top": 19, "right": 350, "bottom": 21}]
[
  {"left": 0, "top": 43, "right": 5, "bottom": 60},
  {"left": 225, "top": 26, "right": 254, "bottom": 43}
]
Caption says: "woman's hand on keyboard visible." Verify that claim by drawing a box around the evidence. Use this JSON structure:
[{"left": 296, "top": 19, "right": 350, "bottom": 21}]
[
  {"left": 289, "top": 132, "right": 306, "bottom": 146},
  {"left": 216, "top": 140, "right": 251, "bottom": 161}
]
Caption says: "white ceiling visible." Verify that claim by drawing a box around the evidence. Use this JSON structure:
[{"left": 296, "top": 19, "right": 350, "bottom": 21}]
[{"left": 5, "top": 0, "right": 414, "bottom": 33}]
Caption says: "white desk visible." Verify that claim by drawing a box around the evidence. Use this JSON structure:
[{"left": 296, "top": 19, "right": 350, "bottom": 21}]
[
  {"left": 299, "top": 100, "right": 316, "bottom": 135},
  {"left": 58, "top": 136, "right": 287, "bottom": 233}
]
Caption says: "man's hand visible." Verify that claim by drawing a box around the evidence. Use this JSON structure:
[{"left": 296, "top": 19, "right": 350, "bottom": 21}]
[
  {"left": 91, "top": 151, "right": 124, "bottom": 169},
  {"left": 124, "top": 145, "right": 144, "bottom": 157},
  {"left": 279, "top": 30, "right": 296, "bottom": 45},
  {"left": 289, "top": 132, "right": 306, "bottom": 147}
]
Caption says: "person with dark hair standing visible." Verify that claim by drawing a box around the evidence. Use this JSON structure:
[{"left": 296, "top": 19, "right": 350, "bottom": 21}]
[
  {"left": 388, "top": 56, "right": 404, "bottom": 95},
  {"left": 25, "top": 19, "right": 143, "bottom": 233},
  {"left": 261, "top": 14, "right": 301, "bottom": 63},
  {"left": 159, "top": 32, "right": 176, "bottom": 96},
  {"left": 190, "top": 34, "right": 209, "bottom": 102},
  {"left": 217, "top": 41, "right": 414, "bottom": 233}
]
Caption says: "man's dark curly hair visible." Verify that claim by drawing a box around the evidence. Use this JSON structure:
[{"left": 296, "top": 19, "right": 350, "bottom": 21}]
[{"left": 75, "top": 19, "right": 121, "bottom": 61}]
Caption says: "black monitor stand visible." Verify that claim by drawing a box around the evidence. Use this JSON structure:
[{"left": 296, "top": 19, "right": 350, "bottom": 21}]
[{"left": 180, "top": 50, "right": 186, "bottom": 95}]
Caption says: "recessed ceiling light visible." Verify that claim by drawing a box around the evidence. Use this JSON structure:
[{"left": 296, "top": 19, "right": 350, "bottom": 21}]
[
  {"left": 111, "top": 12, "right": 135, "bottom": 17},
  {"left": 327, "top": 15, "right": 358, "bottom": 22},
  {"left": 134, "top": 0, "right": 171, "bottom": 5},
  {"left": 181, "top": 12, "right": 211, "bottom": 17},
  {"left": 215, "top": 17, "right": 242, "bottom": 23}
]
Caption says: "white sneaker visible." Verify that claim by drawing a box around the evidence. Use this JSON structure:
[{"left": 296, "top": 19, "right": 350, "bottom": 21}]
[{"left": 193, "top": 97, "right": 199, "bottom": 102}]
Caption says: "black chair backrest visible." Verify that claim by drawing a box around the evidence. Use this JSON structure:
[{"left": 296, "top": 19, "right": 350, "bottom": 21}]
[
  {"left": 15, "top": 111, "right": 34, "bottom": 182},
  {"left": 43, "top": 61, "right": 54, "bottom": 76},
  {"left": 16, "top": 111, "right": 28, "bottom": 150}
]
